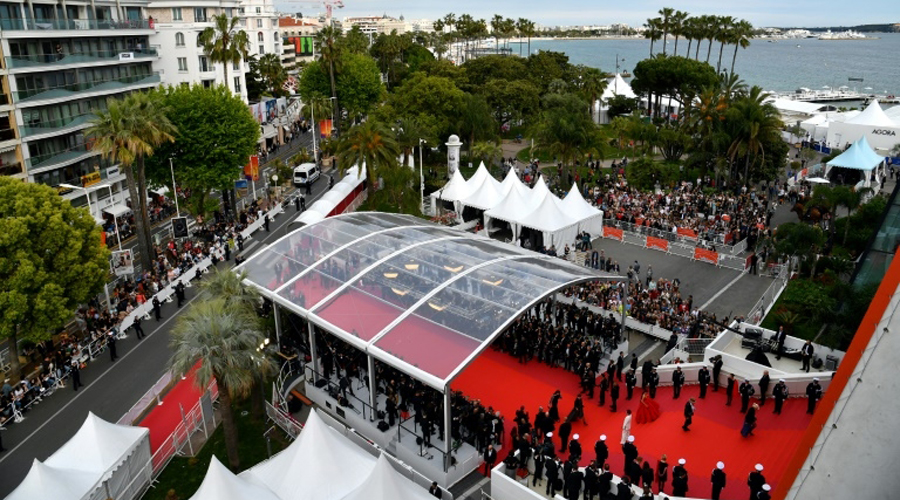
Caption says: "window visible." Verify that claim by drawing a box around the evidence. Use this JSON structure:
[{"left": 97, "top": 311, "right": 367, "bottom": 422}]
[
  {"left": 255, "top": 7, "right": 261, "bottom": 13},
  {"left": 172, "top": 8, "right": 182, "bottom": 21},
  {"left": 193, "top": 8, "right": 207, "bottom": 22},
  {"left": 198, "top": 55, "right": 210, "bottom": 72},
  {"left": 201, "top": 79, "right": 214, "bottom": 88},
  {"left": 175, "top": 32, "right": 185, "bottom": 47},
  {"left": 233, "top": 61, "right": 240, "bottom": 71},
  {"left": 196, "top": 33, "right": 203, "bottom": 47},
  {"left": 257, "top": 32, "right": 264, "bottom": 42},
  {"left": 177, "top": 57, "right": 188, "bottom": 71},
  {"left": 224, "top": 8, "right": 233, "bottom": 18},
  {"left": 234, "top": 76, "right": 241, "bottom": 93},
  {"left": 256, "top": 19, "right": 263, "bottom": 28},
  {"left": 259, "top": 44, "right": 264, "bottom": 55},
  {"left": 238, "top": 7, "right": 245, "bottom": 14}
]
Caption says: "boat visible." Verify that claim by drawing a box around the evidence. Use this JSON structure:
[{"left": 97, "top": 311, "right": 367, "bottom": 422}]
[
  {"left": 848, "top": 77, "right": 864, "bottom": 82},
  {"left": 818, "top": 29, "right": 872, "bottom": 40}
]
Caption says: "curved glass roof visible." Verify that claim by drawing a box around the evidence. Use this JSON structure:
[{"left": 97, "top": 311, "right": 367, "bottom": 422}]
[{"left": 241, "top": 212, "right": 621, "bottom": 389}]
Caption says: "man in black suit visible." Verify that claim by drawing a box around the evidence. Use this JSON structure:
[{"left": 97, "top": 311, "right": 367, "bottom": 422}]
[
  {"left": 610, "top": 381, "right": 620, "bottom": 412},
  {"left": 775, "top": 326, "right": 786, "bottom": 360},
  {"left": 616, "top": 476, "right": 634, "bottom": 500},
  {"left": 682, "top": 398, "right": 695, "bottom": 431},
  {"left": 615, "top": 352, "right": 625, "bottom": 381},
  {"left": 107, "top": 332, "right": 117, "bottom": 361},
  {"left": 711, "top": 461, "right": 727, "bottom": 500},
  {"left": 698, "top": 365, "right": 711, "bottom": 399},
  {"left": 132, "top": 316, "right": 145, "bottom": 340},
  {"left": 641, "top": 360, "right": 654, "bottom": 389},
  {"left": 648, "top": 368, "right": 660, "bottom": 399},
  {"left": 671, "top": 459, "right": 689, "bottom": 497},
  {"left": 726, "top": 373, "right": 736, "bottom": 406},
  {"left": 429, "top": 482, "right": 442, "bottom": 498},
  {"left": 482, "top": 444, "right": 497, "bottom": 476},
  {"left": 175, "top": 281, "right": 186, "bottom": 307},
  {"left": 622, "top": 436, "right": 638, "bottom": 476},
  {"left": 801, "top": 340, "right": 815, "bottom": 372},
  {"left": 583, "top": 461, "right": 599, "bottom": 500},
  {"left": 565, "top": 461, "right": 584, "bottom": 500},
  {"left": 545, "top": 457, "right": 561, "bottom": 497},
  {"left": 152, "top": 296, "right": 162, "bottom": 321},
  {"left": 739, "top": 379, "right": 755, "bottom": 413},
  {"left": 70, "top": 360, "right": 82, "bottom": 391},
  {"left": 625, "top": 369, "right": 637, "bottom": 400},
  {"left": 758, "top": 371, "right": 771, "bottom": 406},
  {"left": 672, "top": 366, "right": 685, "bottom": 399},
  {"left": 712, "top": 355, "right": 724, "bottom": 391},
  {"left": 597, "top": 463, "right": 613, "bottom": 499},
  {"left": 568, "top": 434, "right": 582, "bottom": 463},
  {"left": 532, "top": 450, "right": 545, "bottom": 487},
  {"left": 559, "top": 418, "right": 572, "bottom": 453},
  {"left": 806, "top": 378, "right": 823, "bottom": 414}
]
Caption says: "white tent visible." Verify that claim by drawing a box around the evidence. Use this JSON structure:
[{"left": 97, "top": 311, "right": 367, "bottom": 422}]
[
  {"left": 826, "top": 136, "right": 885, "bottom": 187},
  {"left": 484, "top": 181, "right": 540, "bottom": 240},
  {"left": 519, "top": 192, "right": 579, "bottom": 247},
  {"left": 340, "top": 455, "right": 436, "bottom": 500},
  {"left": 560, "top": 183, "right": 604, "bottom": 236},
  {"left": 9, "top": 412, "right": 153, "bottom": 500},
  {"left": 601, "top": 73, "right": 637, "bottom": 101},
  {"left": 294, "top": 209, "right": 325, "bottom": 226},
  {"left": 429, "top": 168, "right": 470, "bottom": 216},
  {"left": 241, "top": 410, "right": 377, "bottom": 500},
  {"left": 459, "top": 172, "right": 503, "bottom": 211},
  {"left": 531, "top": 175, "right": 550, "bottom": 201},
  {"left": 827, "top": 100, "right": 900, "bottom": 150},
  {"left": 465, "top": 162, "right": 502, "bottom": 194},
  {"left": 6, "top": 460, "right": 101, "bottom": 500},
  {"left": 498, "top": 168, "right": 530, "bottom": 198},
  {"left": 189, "top": 457, "right": 281, "bottom": 500}
]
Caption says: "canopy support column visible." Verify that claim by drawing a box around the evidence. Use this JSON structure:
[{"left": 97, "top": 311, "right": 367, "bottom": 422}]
[
  {"left": 367, "top": 355, "right": 377, "bottom": 421},
  {"left": 443, "top": 386, "right": 452, "bottom": 471},
  {"left": 273, "top": 303, "right": 282, "bottom": 346},
  {"left": 307, "top": 321, "right": 318, "bottom": 382}
]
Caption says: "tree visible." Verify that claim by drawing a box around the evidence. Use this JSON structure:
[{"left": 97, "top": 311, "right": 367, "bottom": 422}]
[
  {"left": 315, "top": 25, "right": 343, "bottom": 133},
  {"left": 199, "top": 14, "right": 250, "bottom": 96},
  {"left": 394, "top": 116, "right": 432, "bottom": 168},
  {"left": 456, "top": 93, "right": 497, "bottom": 156},
  {"left": 0, "top": 178, "right": 109, "bottom": 381},
  {"left": 526, "top": 51, "right": 570, "bottom": 92},
  {"left": 671, "top": 10, "right": 689, "bottom": 55},
  {"left": 335, "top": 53, "right": 383, "bottom": 119},
  {"left": 658, "top": 7, "right": 675, "bottom": 55},
  {"left": 644, "top": 18, "right": 663, "bottom": 56},
  {"left": 481, "top": 78, "right": 540, "bottom": 126},
  {"left": 388, "top": 73, "right": 466, "bottom": 140},
  {"left": 471, "top": 141, "right": 502, "bottom": 168},
  {"left": 727, "top": 86, "right": 782, "bottom": 185},
  {"left": 606, "top": 95, "right": 640, "bottom": 120},
  {"left": 631, "top": 55, "right": 718, "bottom": 119},
  {"left": 517, "top": 18, "right": 536, "bottom": 58},
  {"left": 170, "top": 297, "right": 272, "bottom": 471},
  {"left": 256, "top": 53, "right": 287, "bottom": 95},
  {"left": 336, "top": 120, "right": 401, "bottom": 199},
  {"left": 716, "top": 16, "right": 736, "bottom": 73},
  {"left": 730, "top": 20, "right": 754, "bottom": 75},
  {"left": 774, "top": 222, "right": 826, "bottom": 277},
  {"left": 341, "top": 25, "right": 369, "bottom": 54},
  {"left": 87, "top": 92, "right": 176, "bottom": 271},
  {"left": 145, "top": 84, "right": 259, "bottom": 221},
  {"left": 530, "top": 93, "right": 597, "bottom": 180}
]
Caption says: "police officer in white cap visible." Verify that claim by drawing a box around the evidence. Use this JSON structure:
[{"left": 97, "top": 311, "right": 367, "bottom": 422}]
[
  {"left": 748, "top": 464, "right": 766, "bottom": 500},
  {"left": 594, "top": 434, "right": 608, "bottom": 468},
  {"left": 569, "top": 433, "right": 582, "bottom": 462},
  {"left": 757, "top": 483, "right": 772, "bottom": 500},
  {"left": 806, "top": 378, "right": 823, "bottom": 414},
  {"left": 622, "top": 435, "right": 638, "bottom": 477},
  {"left": 773, "top": 378, "right": 789, "bottom": 415},
  {"left": 672, "top": 458, "right": 689, "bottom": 496},
  {"left": 711, "top": 461, "right": 727, "bottom": 500}
]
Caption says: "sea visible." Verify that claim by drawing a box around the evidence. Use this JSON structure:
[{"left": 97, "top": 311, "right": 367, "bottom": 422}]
[{"left": 514, "top": 33, "right": 900, "bottom": 100}]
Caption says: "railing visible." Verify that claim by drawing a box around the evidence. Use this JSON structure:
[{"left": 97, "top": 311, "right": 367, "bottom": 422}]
[
  {"left": 6, "top": 48, "right": 158, "bottom": 69},
  {"left": 13, "top": 72, "right": 161, "bottom": 103},
  {"left": 118, "top": 370, "right": 176, "bottom": 426},
  {"left": 0, "top": 18, "right": 152, "bottom": 31},
  {"left": 747, "top": 263, "right": 791, "bottom": 324},
  {"left": 0, "top": 162, "right": 23, "bottom": 176},
  {"left": 21, "top": 113, "right": 94, "bottom": 137},
  {"left": 660, "top": 336, "right": 715, "bottom": 364},
  {"left": 26, "top": 142, "right": 93, "bottom": 169},
  {"left": 149, "top": 378, "right": 219, "bottom": 476}
]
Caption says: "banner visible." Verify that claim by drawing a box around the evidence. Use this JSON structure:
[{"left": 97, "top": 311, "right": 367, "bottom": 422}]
[
  {"left": 244, "top": 155, "right": 259, "bottom": 181},
  {"left": 112, "top": 249, "right": 134, "bottom": 276},
  {"left": 81, "top": 171, "right": 101, "bottom": 188},
  {"left": 676, "top": 227, "right": 698, "bottom": 239},
  {"left": 319, "top": 119, "right": 333, "bottom": 138},
  {"left": 694, "top": 247, "right": 719, "bottom": 265},
  {"left": 646, "top": 236, "right": 669, "bottom": 252},
  {"left": 602, "top": 226, "right": 624, "bottom": 241}
]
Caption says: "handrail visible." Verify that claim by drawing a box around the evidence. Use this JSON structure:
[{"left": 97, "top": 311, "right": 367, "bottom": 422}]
[
  {"left": 14, "top": 72, "right": 161, "bottom": 103},
  {"left": 0, "top": 18, "right": 152, "bottom": 31},
  {"left": 6, "top": 48, "right": 157, "bottom": 68}
]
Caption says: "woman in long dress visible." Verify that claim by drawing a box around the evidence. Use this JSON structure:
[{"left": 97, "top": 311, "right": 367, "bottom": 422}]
[{"left": 635, "top": 391, "right": 662, "bottom": 424}]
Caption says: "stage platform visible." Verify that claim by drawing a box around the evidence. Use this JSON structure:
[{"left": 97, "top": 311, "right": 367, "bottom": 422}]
[
  {"left": 300, "top": 369, "right": 482, "bottom": 489},
  {"left": 718, "top": 334, "right": 829, "bottom": 375},
  {"left": 453, "top": 348, "right": 814, "bottom": 500}
]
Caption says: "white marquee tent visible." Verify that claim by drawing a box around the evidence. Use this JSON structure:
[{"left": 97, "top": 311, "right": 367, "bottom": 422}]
[
  {"left": 189, "top": 457, "right": 281, "bottom": 500},
  {"left": 560, "top": 183, "right": 604, "bottom": 236},
  {"left": 597, "top": 74, "right": 637, "bottom": 124},
  {"left": 499, "top": 167, "right": 531, "bottom": 198},
  {"left": 484, "top": 180, "right": 540, "bottom": 241},
  {"left": 6, "top": 412, "right": 151, "bottom": 500},
  {"left": 240, "top": 410, "right": 377, "bottom": 500},
  {"left": 826, "top": 136, "right": 885, "bottom": 187},
  {"left": 519, "top": 192, "right": 579, "bottom": 247},
  {"left": 827, "top": 100, "right": 900, "bottom": 150},
  {"left": 341, "top": 455, "right": 436, "bottom": 500}
]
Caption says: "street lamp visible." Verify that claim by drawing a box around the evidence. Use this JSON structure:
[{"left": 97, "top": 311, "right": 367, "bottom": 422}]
[
  {"left": 168, "top": 157, "right": 180, "bottom": 217},
  {"left": 419, "top": 138, "right": 425, "bottom": 214},
  {"left": 271, "top": 174, "right": 279, "bottom": 202}
]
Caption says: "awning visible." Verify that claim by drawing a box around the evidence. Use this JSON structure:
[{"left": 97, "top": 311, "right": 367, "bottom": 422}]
[{"left": 103, "top": 204, "right": 131, "bottom": 217}]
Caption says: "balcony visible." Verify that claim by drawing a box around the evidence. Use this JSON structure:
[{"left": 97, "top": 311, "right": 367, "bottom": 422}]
[
  {"left": 0, "top": 18, "right": 152, "bottom": 31},
  {"left": 21, "top": 113, "right": 94, "bottom": 138},
  {"left": 0, "top": 161, "right": 23, "bottom": 176},
  {"left": 26, "top": 142, "right": 95, "bottom": 170},
  {"left": 6, "top": 49, "right": 158, "bottom": 71},
  {"left": 13, "top": 72, "right": 161, "bottom": 104}
]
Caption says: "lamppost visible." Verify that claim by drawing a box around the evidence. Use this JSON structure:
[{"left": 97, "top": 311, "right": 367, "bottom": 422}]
[
  {"left": 419, "top": 138, "right": 425, "bottom": 214},
  {"left": 271, "top": 174, "right": 279, "bottom": 202},
  {"left": 168, "top": 156, "right": 180, "bottom": 217}
]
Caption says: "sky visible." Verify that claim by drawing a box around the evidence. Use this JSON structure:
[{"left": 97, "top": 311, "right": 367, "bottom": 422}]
[{"left": 275, "top": 0, "right": 894, "bottom": 29}]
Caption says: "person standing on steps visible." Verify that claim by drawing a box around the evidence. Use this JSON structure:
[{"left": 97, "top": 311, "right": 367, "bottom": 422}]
[
  {"left": 726, "top": 373, "right": 736, "bottom": 406},
  {"left": 610, "top": 380, "right": 620, "bottom": 412}
]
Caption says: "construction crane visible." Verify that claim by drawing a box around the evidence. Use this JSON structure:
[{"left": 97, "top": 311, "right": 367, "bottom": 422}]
[{"left": 283, "top": 0, "right": 344, "bottom": 25}]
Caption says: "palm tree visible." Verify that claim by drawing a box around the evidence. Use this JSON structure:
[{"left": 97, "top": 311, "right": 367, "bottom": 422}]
[
  {"left": 683, "top": 16, "right": 696, "bottom": 57},
  {"left": 841, "top": 187, "right": 873, "bottom": 244},
  {"left": 716, "top": 16, "right": 736, "bottom": 73},
  {"left": 671, "top": 10, "right": 689, "bottom": 55},
  {"left": 394, "top": 117, "right": 430, "bottom": 168},
  {"left": 337, "top": 120, "right": 401, "bottom": 199},
  {"left": 257, "top": 53, "right": 286, "bottom": 94},
  {"left": 518, "top": 18, "right": 535, "bottom": 58},
  {"left": 580, "top": 67, "right": 608, "bottom": 120},
  {"left": 87, "top": 92, "right": 175, "bottom": 272},
  {"left": 644, "top": 18, "right": 663, "bottom": 56},
  {"left": 727, "top": 86, "right": 782, "bottom": 185},
  {"left": 730, "top": 20, "right": 754, "bottom": 76},
  {"left": 491, "top": 14, "right": 503, "bottom": 54},
  {"left": 471, "top": 141, "right": 502, "bottom": 169},
  {"left": 658, "top": 7, "right": 675, "bottom": 55},
  {"left": 314, "top": 25, "right": 343, "bottom": 133},
  {"left": 169, "top": 297, "right": 273, "bottom": 471},
  {"left": 199, "top": 14, "right": 250, "bottom": 96},
  {"left": 705, "top": 16, "right": 719, "bottom": 63}
]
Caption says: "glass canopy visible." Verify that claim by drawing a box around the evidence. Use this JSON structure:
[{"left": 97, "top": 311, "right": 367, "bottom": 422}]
[{"left": 241, "top": 212, "right": 620, "bottom": 389}]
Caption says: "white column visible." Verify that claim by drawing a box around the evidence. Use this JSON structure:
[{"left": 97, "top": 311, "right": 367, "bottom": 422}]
[
  {"left": 443, "top": 387, "right": 452, "bottom": 471},
  {"left": 367, "top": 355, "right": 376, "bottom": 420},
  {"left": 273, "top": 303, "right": 282, "bottom": 345}
]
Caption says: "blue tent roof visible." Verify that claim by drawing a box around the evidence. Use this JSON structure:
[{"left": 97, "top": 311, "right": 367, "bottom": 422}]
[{"left": 827, "top": 136, "right": 884, "bottom": 170}]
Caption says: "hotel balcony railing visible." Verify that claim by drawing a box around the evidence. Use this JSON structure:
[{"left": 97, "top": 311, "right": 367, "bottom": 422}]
[
  {"left": 6, "top": 48, "right": 158, "bottom": 70},
  {"left": 0, "top": 18, "right": 152, "bottom": 31},
  {"left": 0, "top": 161, "right": 24, "bottom": 176},
  {"left": 26, "top": 142, "right": 94, "bottom": 169},
  {"left": 13, "top": 72, "right": 160, "bottom": 103},
  {"left": 20, "top": 113, "right": 94, "bottom": 137}
]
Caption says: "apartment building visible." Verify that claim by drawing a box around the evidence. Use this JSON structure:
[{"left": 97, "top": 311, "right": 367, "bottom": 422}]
[
  {"left": 146, "top": 0, "right": 248, "bottom": 101},
  {"left": 239, "top": 0, "right": 279, "bottom": 60},
  {"left": 278, "top": 16, "right": 319, "bottom": 69},
  {"left": 0, "top": 0, "right": 158, "bottom": 213}
]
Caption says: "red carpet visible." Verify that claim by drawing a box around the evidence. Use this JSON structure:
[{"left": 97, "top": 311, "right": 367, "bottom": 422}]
[
  {"left": 139, "top": 364, "right": 204, "bottom": 452},
  {"left": 453, "top": 349, "right": 813, "bottom": 500}
]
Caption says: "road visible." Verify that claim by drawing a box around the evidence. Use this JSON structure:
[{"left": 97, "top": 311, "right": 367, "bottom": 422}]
[{"left": 0, "top": 161, "right": 331, "bottom": 497}]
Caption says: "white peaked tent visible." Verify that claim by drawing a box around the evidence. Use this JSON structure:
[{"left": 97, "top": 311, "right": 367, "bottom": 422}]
[
  {"left": 5, "top": 460, "right": 101, "bottom": 500},
  {"left": 520, "top": 193, "right": 579, "bottom": 247},
  {"left": 601, "top": 74, "right": 637, "bottom": 101},
  {"left": 240, "top": 410, "right": 377, "bottom": 500},
  {"left": 531, "top": 175, "right": 550, "bottom": 201},
  {"left": 340, "top": 455, "right": 436, "bottom": 500},
  {"left": 6, "top": 412, "right": 152, "bottom": 500},
  {"left": 465, "top": 162, "right": 502, "bottom": 193},
  {"left": 189, "top": 457, "right": 281, "bottom": 500},
  {"left": 499, "top": 167, "right": 530, "bottom": 198},
  {"left": 561, "top": 183, "right": 604, "bottom": 235},
  {"left": 827, "top": 99, "right": 900, "bottom": 150},
  {"left": 429, "top": 168, "right": 470, "bottom": 215},
  {"left": 459, "top": 172, "right": 503, "bottom": 211},
  {"left": 826, "top": 136, "right": 885, "bottom": 187},
  {"left": 484, "top": 181, "right": 540, "bottom": 240}
]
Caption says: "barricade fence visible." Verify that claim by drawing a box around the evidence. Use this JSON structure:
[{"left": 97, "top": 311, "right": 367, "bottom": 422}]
[
  {"left": 747, "top": 264, "right": 791, "bottom": 325},
  {"left": 149, "top": 378, "right": 219, "bottom": 477},
  {"left": 607, "top": 219, "right": 748, "bottom": 255}
]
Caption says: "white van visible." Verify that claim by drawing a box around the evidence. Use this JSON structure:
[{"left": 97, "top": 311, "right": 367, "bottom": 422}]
[{"left": 293, "top": 163, "right": 320, "bottom": 187}]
